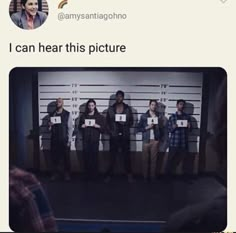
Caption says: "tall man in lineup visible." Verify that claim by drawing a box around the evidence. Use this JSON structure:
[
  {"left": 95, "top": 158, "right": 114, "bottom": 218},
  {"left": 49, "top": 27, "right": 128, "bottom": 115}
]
[
  {"left": 166, "top": 99, "right": 191, "bottom": 176},
  {"left": 137, "top": 100, "right": 164, "bottom": 182},
  {"left": 105, "top": 90, "right": 134, "bottom": 183},
  {"left": 49, "top": 98, "right": 73, "bottom": 181}
]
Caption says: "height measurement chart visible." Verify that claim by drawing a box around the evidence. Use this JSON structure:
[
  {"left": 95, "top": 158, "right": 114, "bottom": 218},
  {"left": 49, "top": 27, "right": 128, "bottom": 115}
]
[{"left": 38, "top": 71, "right": 203, "bottom": 153}]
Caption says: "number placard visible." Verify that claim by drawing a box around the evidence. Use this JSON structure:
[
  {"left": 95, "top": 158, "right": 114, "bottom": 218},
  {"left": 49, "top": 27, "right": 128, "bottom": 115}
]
[
  {"left": 147, "top": 117, "right": 158, "bottom": 125},
  {"left": 50, "top": 116, "right": 61, "bottom": 124},
  {"left": 115, "top": 114, "right": 126, "bottom": 122},
  {"left": 85, "top": 119, "right": 95, "bottom": 127},
  {"left": 177, "top": 120, "right": 188, "bottom": 128}
]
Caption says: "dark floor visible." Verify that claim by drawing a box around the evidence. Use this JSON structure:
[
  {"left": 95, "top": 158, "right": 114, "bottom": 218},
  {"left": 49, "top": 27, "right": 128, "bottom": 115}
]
[{"left": 39, "top": 174, "right": 225, "bottom": 223}]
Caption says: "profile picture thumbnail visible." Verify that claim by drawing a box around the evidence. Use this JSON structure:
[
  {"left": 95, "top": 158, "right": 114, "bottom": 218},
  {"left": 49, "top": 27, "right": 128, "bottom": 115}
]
[{"left": 9, "top": 0, "right": 48, "bottom": 30}]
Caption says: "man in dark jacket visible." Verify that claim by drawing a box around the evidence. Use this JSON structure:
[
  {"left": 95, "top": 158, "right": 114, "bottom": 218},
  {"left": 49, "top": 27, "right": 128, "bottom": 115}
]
[
  {"left": 105, "top": 90, "right": 134, "bottom": 183},
  {"left": 49, "top": 98, "right": 73, "bottom": 181},
  {"left": 137, "top": 100, "right": 163, "bottom": 181}
]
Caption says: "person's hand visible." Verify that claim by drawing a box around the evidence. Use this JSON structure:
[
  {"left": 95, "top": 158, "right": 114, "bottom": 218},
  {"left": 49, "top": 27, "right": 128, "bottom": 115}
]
[
  {"left": 49, "top": 122, "right": 53, "bottom": 127},
  {"left": 67, "top": 141, "right": 71, "bottom": 147},
  {"left": 48, "top": 122, "right": 53, "bottom": 130},
  {"left": 187, "top": 122, "right": 191, "bottom": 129},
  {"left": 82, "top": 124, "right": 86, "bottom": 128},
  {"left": 94, "top": 123, "right": 101, "bottom": 129},
  {"left": 145, "top": 124, "right": 154, "bottom": 130}
]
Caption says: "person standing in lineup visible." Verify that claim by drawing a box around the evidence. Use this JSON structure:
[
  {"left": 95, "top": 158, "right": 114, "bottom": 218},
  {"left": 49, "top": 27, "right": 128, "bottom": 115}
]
[
  {"left": 49, "top": 98, "right": 73, "bottom": 181},
  {"left": 79, "top": 99, "right": 105, "bottom": 181},
  {"left": 166, "top": 99, "right": 191, "bottom": 176},
  {"left": 105, "top": 90, "right": 134, "bottom": 183},
  {"left": 137, "top": 100, "right": 164, "bottom": 182}
]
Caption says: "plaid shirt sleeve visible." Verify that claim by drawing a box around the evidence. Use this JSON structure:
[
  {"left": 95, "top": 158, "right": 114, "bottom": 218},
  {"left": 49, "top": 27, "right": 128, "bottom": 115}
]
[
  {"left": 10, "top": 168, "right": 58, "bottom": 232},
  {"left": 26, "top": 183, "right": 58, "bottom": 232},
  {"left": 168, "top": 114, "right": 177, "bottom": 133}
]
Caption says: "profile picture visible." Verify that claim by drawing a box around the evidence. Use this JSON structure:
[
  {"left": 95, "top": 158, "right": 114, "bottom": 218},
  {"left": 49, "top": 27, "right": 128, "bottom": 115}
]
[{"left": 9, "top": 0, "right": 48, "bottom": 30}]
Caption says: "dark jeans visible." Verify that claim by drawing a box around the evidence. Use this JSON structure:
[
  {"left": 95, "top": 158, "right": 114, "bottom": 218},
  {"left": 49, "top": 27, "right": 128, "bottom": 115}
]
[
  {"left": 106, "top": 135, "right": 131, "bottom": 177},
  {"left": 166, "top": 147, "right": 189, "bottom": 175},
  {"left": 51, "top": 140, "right": 70, "bottom": 174},
  {"left": 83, "top": 140, "right": 99, "bottom": 179}
]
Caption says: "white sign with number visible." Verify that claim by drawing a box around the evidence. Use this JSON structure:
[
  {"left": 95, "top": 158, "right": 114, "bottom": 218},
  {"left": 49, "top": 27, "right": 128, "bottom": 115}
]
[
  {"left": 50, "top": 116, "right": 61, "bottom": 124},
  {"left": 115, "top": 114, "right": 126, "bottom": 122},
  {"left": 177, "top": 120, "right": 188, "bottom": 127},
  {"left": 85, "top": 119, "right": 96, "bottom": 127},
  {"left": 147, "top": 117, "right": 158, "bottom": 125}
]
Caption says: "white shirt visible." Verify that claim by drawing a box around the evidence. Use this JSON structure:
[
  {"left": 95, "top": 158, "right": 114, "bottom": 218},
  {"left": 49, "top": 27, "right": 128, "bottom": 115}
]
[{"left": 150, "top": 129, "right": 155, "bottom": 140}]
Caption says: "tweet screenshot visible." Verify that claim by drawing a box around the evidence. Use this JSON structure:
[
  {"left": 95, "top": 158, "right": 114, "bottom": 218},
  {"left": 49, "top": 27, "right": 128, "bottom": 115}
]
[{"left": 0, "top": 0, "right": 235, "bottom": 232}]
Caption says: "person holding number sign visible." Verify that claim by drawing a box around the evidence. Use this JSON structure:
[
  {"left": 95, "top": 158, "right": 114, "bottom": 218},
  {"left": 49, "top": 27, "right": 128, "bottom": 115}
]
[
  {"left": 48, "top": 98, "right": 73, "bottom": 181},
  {"left": 166, "top": 99, "right": 191, "bottom": 176},
  {"left": 105, "top": 90, "right": 134, "bottom": 183},
  {"left": 79, "top": 99, "right": 105, "bottom": 181},
  {"left": 137, "top": 100, "right": 164, "bottom": 182}
]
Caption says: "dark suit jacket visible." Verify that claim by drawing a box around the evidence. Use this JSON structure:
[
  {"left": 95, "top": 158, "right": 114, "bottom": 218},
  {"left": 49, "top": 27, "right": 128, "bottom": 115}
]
[
  {"left": 11, "top": 10, "right": 47, "bottom": 29},
  {"left": 106, "top": 103, "right": 133, "bottom": 138}
]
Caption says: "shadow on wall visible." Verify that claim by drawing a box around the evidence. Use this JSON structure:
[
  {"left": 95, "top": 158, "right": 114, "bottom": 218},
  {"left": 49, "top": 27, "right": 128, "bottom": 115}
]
[
  {"left": 39, "top": 101, "right": 56, "bottom": 170},
  {"left": 100, "top": 95, "right": 115, "bottom": 173},
  {"left": 101, "top": 94, "right": 116, "bottom": 152},
  {"left": 156, "top": 102, "right": 169, "bottom": 175},
  {"left": 74, "top": 102, "right": 86, "bottom": 172},
  {"left": 130, "top": 104, "right": 139, "bottom": 173},
  {"left": 182, "top": 101, "right": 199, "bottom": 174}
]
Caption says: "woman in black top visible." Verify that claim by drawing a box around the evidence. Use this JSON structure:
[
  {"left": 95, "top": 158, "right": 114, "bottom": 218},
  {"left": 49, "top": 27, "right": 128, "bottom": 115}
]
[{"left": 79, "top": 99, "right": 105, "bottom": 181}]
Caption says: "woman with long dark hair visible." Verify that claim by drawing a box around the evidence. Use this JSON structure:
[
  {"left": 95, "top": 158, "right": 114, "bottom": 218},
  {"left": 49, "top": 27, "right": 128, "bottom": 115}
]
[{"left": 79, "top": 99, "right": 105, "bottom": 181}]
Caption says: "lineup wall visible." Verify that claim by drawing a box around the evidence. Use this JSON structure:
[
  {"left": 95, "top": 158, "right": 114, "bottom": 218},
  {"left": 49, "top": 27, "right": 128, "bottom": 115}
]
[{"left": 38, "top": 71, "right": 203, "bottom": 153}]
